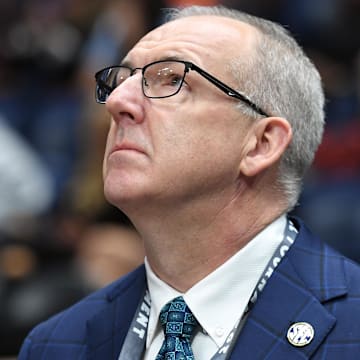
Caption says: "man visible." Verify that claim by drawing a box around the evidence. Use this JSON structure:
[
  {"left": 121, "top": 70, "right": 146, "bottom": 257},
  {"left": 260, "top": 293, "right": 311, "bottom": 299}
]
[{"left": 19, "top": 5, "right": 360, "bottom": 360}]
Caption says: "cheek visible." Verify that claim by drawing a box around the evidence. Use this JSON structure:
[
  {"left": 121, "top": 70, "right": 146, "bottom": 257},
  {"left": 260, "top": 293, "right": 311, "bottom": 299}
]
[
  {"left": 157, "top": 115, "right": 244, "bottom": 184},
  {"left": 103, "top": 119, "right": 121, "bottom": 166},
  {"left": 102, "top": 129, "right": 113, "bottom": 177},
  {"left": 164, "top": 107, "right": 244, "bottom": 160}
]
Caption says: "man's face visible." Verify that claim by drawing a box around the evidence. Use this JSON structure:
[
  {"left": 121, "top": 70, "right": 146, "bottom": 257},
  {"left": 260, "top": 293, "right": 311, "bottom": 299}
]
[{"left": 103, "top": 15, "right": 258, "bottom": 212}]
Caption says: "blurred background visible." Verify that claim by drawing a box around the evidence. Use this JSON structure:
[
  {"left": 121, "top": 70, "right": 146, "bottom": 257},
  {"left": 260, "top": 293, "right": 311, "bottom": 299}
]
[{"left": 0, "top": 0, "right": 359, "bottom": 356}]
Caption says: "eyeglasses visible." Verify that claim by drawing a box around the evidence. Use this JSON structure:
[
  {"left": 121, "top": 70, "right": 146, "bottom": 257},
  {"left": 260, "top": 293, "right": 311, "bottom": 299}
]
[{"left": 95, "top": 59, "right": 269, "bottom": 117}]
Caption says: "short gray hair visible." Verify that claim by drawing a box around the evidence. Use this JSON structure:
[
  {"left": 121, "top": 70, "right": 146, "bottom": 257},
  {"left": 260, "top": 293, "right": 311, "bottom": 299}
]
[{"left": 166, "top": 6, "right": 325, "bottom": 211}]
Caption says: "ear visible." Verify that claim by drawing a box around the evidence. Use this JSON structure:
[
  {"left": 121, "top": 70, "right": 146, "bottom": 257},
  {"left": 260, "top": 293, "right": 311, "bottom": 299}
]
[{"left": 239, "top": 117, "right": 292, "bottom": 177}]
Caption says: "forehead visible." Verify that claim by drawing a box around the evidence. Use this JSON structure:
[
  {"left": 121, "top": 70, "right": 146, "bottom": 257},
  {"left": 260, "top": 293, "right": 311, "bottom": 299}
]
[{"left": 125, "top": 15, "right": 259, "bottom": 66}]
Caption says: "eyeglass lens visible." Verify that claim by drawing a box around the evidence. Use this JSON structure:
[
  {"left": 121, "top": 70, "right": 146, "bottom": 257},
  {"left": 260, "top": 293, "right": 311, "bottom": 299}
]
[
  {"left": 96, "top": 61, "right": 187, "bottom": 103},
  {"left": 142, "top": 61, "right": 186, "bottom": 98},
  {"left": 96, "top": 67, "right": 131, "bottom": 103}
]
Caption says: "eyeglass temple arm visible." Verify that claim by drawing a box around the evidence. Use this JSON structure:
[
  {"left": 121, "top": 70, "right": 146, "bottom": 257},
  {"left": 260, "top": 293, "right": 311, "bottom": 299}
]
[{"left": 187, "top": 63, "right": 269, "bottom": 117}]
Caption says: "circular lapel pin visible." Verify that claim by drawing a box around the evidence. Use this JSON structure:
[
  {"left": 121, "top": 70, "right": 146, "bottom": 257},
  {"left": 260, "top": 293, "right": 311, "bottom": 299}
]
[{"left": 287, "top": 322, "right": 314, "bottom": 347}]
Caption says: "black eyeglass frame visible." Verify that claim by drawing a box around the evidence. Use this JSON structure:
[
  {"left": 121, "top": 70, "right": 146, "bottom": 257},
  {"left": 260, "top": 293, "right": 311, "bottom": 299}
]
[{"left": 95, "top": 59, "right": 269, "bottom": 117}]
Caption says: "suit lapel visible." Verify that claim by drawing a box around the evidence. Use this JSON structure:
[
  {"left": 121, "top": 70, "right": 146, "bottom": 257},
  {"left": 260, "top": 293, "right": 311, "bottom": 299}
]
[
  {"left": 85, "top": 265, "right": 147, "bottom": 360},
  {"left": 230, "top": 219, "right": 347, "bottom": 359}
]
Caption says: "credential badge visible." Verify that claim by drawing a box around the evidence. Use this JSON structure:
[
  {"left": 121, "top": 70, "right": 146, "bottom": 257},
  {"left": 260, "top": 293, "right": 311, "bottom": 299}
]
[{"left": 287, "top": 322, "right": 314, "bottom": 347}]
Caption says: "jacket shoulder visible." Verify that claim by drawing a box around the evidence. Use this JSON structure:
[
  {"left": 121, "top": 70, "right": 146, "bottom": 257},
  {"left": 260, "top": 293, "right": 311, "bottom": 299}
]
[
  {"left": 18, "top": 265, "right": 145, "bottom": 359},
  {"left": 290, "top": 218, "right": 360, "bottom": 358}
]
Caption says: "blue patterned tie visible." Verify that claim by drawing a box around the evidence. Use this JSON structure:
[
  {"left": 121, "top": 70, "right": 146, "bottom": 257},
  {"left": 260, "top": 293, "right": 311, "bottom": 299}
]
[{"left": 155, "top": 296, "right": 199, "bottom": 360}]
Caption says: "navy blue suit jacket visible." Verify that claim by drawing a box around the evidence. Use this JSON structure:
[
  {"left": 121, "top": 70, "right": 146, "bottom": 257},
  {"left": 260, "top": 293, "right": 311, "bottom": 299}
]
[{"left": 18, "top": 219, "right": 360, "bottom": 359}]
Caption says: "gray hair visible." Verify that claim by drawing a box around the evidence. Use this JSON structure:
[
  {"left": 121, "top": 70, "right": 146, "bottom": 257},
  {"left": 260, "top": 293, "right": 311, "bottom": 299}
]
[{"left": 166, "top": 6, "right": 325, "bottom": 211}]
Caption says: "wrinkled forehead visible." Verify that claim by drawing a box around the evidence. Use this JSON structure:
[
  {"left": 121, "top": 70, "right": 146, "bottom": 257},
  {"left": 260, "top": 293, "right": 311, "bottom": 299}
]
[{"left": 125, "top": 15, "right": 259, "bottom": 66}]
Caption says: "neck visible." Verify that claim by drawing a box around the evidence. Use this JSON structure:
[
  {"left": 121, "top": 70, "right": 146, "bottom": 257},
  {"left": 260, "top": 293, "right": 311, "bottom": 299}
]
[{"left": 123, "top": 186, "right": 287, "bottom": 292}]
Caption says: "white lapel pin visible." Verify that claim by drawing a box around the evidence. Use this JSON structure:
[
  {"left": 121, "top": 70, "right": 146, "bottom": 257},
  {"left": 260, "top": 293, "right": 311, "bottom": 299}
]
[{"left": 287, "top": 322, "right": 314, "bottom": 347}]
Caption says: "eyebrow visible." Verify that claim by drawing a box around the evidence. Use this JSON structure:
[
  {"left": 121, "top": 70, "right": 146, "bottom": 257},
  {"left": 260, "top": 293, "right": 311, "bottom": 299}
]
[
  {"left": 120, "top": 55, "right": 187, "bottom": 69},
  {"left": 119, "top": 59, "right": 132, "bottom": 68}
]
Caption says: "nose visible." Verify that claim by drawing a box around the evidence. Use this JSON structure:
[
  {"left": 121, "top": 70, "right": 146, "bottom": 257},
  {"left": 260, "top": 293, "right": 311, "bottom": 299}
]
[{"left": 105, "top": 72, "right": 145, "bottom": 124}]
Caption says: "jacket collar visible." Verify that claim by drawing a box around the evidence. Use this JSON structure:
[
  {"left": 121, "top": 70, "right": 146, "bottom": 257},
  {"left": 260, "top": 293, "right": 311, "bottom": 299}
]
[{"left": 86, "top": 265, "right": 147, "bottom": 360}]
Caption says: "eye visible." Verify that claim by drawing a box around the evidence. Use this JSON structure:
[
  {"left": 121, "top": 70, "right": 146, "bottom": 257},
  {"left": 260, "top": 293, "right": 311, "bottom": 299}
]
[
  {"left": 115, "top": 72, "right": 128, "bottom": 86},
  {"left": 168, "top": 74, "right": 183, "bottom": 87},
  {"left": 157, "top": 68, "right": 183, "bottom": 87}
]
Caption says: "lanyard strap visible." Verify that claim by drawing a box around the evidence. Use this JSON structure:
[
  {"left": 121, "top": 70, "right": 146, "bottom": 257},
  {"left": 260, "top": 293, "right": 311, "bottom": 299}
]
[
  {"left": 212, "top": 218, "right": 298, "bottom": 359},
  {"left": 118, "top": 218, "right": 298, "bottom": 360}
]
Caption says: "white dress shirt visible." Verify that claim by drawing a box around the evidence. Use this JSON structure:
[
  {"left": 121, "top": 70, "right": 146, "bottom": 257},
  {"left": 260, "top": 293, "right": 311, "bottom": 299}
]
[{"left": 143, "top": 215, "right": 287, "bottom": 359}]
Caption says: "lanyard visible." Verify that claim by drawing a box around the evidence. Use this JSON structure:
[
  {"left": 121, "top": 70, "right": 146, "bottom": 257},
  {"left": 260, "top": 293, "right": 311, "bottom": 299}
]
[{"left": 118, "top": 218, "right": 298, "bottom": 360}]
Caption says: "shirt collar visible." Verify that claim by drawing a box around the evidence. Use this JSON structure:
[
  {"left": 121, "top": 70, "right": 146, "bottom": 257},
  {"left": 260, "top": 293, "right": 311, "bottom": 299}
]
[{"left": 145, "top": 215, "right": 287, "bottom": 348}]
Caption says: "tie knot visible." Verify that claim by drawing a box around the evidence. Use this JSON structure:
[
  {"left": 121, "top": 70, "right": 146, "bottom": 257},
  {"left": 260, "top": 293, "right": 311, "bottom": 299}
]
[{"left": 159, "top": 296, "right": 198, "bottom": 339}]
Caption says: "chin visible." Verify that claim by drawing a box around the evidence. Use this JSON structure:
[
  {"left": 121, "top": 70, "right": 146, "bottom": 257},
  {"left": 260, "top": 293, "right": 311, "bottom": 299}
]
[
  {"left": 103, "top": 174, "right": 150, "bottom": 211},
  {"left": 104, "top": 180, "right": 133, "bottom": 207}
]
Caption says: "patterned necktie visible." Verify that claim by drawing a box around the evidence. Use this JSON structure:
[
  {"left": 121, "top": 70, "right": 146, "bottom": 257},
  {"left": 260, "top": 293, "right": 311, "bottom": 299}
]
[{"left": 155, "top": 296, "right": 199, "bottom": 360}]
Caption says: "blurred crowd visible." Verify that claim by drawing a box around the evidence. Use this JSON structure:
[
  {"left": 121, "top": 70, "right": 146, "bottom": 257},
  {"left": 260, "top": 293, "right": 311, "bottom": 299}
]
[{"left": 0, "top": 0, "right": 359, "bottom": 356}]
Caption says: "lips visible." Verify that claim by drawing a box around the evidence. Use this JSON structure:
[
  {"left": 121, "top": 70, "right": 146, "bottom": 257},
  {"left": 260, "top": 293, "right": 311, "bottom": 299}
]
[{"left": 109, "top": 142, "right": 146, "bottom": 155}]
